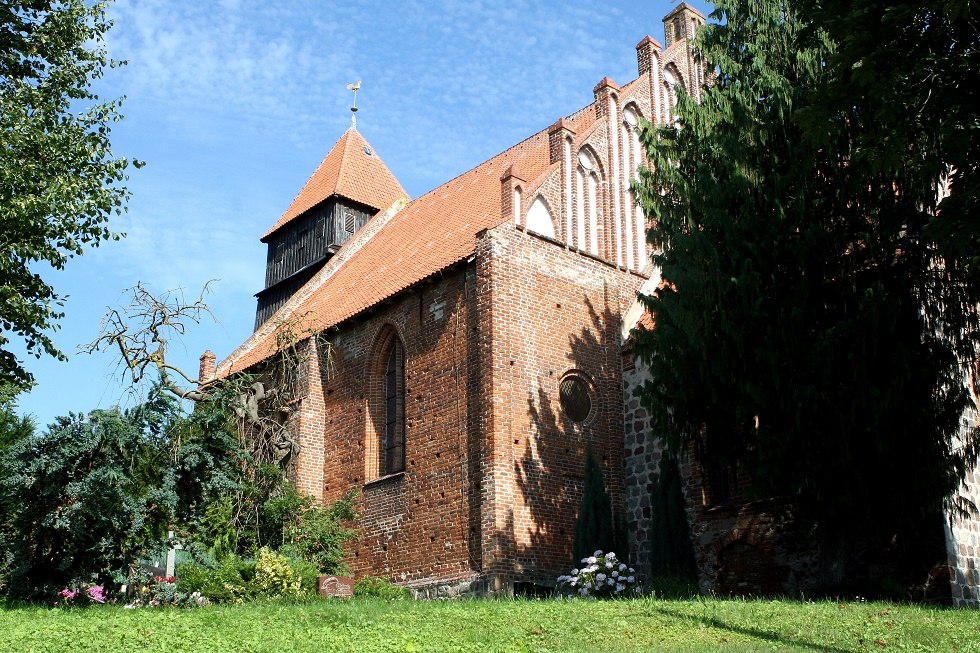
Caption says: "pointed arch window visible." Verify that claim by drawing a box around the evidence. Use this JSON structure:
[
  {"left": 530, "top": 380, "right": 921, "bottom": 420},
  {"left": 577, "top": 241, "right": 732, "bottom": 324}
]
[{"left": 382, "top": 338, "right": 405, "bottom": 475}]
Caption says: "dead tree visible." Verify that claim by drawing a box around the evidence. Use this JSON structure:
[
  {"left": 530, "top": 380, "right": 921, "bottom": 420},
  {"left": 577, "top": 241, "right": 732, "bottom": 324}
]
[{"left": 84, "top": 282, "right": 330, "bottom": 470}]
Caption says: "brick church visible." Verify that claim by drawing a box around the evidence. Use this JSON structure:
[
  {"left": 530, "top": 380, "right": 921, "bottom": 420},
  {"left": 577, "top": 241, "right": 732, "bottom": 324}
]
[{"left": 216, "top": 4, "right": 979, "bottom": 604}]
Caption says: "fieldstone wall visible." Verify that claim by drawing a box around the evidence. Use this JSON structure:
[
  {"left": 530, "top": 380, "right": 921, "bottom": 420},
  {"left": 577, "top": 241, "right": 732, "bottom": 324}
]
[
  {"left": 407, "top": 573, "right": 484, "bottom": 599},
  {"left": 622, "top": 353, "right": 820, "bottom": 596},
  {"left": 946, "top": 411, "right": 980, "bottom": 607},
  {"left": 622, "top": 356, "right": 662, "bottom": 576}
]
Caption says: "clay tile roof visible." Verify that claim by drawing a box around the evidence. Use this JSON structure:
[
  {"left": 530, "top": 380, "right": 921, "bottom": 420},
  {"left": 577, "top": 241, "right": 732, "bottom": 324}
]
[
  {"left": 220, "top": 103, "right": 600, "bottom": 375},
  {"left": 262, "top": 128, "right": 408, "bottom": 240}
]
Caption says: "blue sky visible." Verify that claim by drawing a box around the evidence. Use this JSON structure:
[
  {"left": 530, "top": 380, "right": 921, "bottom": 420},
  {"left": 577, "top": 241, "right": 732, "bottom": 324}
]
[{"left": 14, "top": 0, "right": 710, "bottom": 428}]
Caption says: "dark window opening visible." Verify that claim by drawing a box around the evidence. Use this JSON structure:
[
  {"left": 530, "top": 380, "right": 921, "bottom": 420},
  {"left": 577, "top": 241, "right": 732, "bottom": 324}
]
[
  {"left": 382, "top": 339, "right": 405, "bottom": 475},
  {"left": 696, "top": 440, "right": 739, "bottom": 507},
  {"left": 560, "top": 375, "right": 593, "bottom": 423}
]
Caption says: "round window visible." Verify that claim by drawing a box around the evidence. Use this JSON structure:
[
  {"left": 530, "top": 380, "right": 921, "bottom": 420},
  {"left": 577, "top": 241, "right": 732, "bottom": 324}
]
[{"left": 560, "top": 375, "right": 594, "bottom": 423}]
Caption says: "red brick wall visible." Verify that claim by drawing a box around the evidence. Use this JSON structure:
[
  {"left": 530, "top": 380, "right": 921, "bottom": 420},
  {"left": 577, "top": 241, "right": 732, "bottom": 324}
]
[
  {"left": 479, "top": 222, "right": 645, "bottom": 589},
  {"left": 289, "top": 222, "right": 645, "bottom": 592},
  {"left": 290, "top": 264, "right": 479, "bottom": 588}
]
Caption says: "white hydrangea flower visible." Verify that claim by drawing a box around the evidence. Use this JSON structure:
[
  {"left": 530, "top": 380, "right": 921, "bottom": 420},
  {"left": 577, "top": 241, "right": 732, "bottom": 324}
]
[
  {"left": 607, "top": 552, "right": 617, "bottom": 559},
  {"left": 587, "top": 556, "right": 597, "bottom": 565},
  {"left": 606, "top": 561, "right": 614, "bottom": 569}
]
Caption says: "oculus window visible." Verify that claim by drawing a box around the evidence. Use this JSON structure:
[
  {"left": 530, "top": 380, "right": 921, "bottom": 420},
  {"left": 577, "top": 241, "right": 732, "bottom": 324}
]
[{"left": 560, "top": 373, "right": 595, "bottom": 424}]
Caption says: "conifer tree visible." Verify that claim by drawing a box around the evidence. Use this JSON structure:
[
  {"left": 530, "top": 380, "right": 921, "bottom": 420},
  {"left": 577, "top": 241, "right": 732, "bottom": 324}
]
[
  {"left": 633, "top": 0, "right": 980, "bottom": 589},
  {"left": 800, "top": 0, "right": 979, "bottom": 282},
  {"left": 573, "top": 447, "right": 614, "bottom": 560},
  {"left": 649, "top": 454, "right": 697, "bottom": 586}
]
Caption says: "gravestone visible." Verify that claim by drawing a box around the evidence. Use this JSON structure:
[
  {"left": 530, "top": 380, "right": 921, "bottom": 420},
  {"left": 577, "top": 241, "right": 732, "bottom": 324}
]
[{"left": 318, "top": 575, "right": 354, "bottom": 598}]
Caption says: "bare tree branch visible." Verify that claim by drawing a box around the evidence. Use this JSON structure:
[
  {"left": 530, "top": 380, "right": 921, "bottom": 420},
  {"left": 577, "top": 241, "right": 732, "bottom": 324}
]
[{"left": 83, "top": 282, "right": 333, "bottom": 473}]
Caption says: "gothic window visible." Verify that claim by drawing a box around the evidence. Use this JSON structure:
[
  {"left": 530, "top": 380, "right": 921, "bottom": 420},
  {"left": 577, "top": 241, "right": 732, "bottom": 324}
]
[
  {"left": 575, "top": 147, "right": 602, "bottom": 256},
  {"left": 526, "top": 196, "right": 555, "bottom": 238},
  {"left": 381, "top": 337, "right": 405, "bottom": 475},
  {"left": 366, "top": 327, "right": 407, "bottom": 481}
]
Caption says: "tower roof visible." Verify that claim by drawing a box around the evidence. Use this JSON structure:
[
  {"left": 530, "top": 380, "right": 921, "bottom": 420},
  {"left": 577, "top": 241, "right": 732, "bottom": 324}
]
[
  {"left": 262, "top": 128, "right": 408, "bottom": 240},
  {"left": 663, "top": 2, "right": 705, "bottom": 21}
]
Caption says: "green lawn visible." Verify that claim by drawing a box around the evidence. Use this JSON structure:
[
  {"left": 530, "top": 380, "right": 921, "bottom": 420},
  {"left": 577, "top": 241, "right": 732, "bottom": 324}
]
[{"left": 0, "top": 597, "right": 975, "bottom": 653}]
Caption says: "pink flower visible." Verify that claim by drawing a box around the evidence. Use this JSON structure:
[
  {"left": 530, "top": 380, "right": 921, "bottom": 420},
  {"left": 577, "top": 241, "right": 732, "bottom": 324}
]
[
  {"left": 86, "top": 585, "right": 107, "bottom": 603},
  {"left": 58, "top": 589, "right": 78, "bottom": 599}
]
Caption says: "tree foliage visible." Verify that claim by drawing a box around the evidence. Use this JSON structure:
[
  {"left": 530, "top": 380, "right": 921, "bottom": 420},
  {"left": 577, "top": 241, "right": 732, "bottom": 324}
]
[
  {"left": 633, "top": 0, "right": 980, "bottom": 588},
  {"left": 573, "top": 447, "right": 626, "bottom": 561},
  {"left": 1, "top": 0, "right": 138, "bottom": 390},
  {"left": 0, "top": 392, "right": 181, "bottom": 597},
  {"left": 800, "top": 0, "right": 979, "bottom": 280},
  {"left": 649, "top": 454, "right": 697, "bottom": 588}
]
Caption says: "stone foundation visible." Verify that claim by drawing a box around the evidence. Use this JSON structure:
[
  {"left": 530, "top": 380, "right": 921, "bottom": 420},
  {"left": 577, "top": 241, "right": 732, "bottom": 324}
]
[
  {"left": 946, "top": 467, "right": 980, "bottom": 607},
  {"left": 404, "top": 573, "right": 484, "bottom": 599}
]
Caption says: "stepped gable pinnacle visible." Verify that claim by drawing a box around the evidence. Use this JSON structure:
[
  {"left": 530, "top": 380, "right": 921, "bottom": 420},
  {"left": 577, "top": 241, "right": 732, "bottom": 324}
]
[{"left": 262, "top": 128, "right": 408, "bottom": 240}]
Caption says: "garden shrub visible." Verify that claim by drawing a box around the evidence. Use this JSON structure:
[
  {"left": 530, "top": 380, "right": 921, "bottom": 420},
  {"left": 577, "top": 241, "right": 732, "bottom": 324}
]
[
  {"left": 267, "top": 485, "right": 359, "bottom": 574},
  {"left": 557, "top": 550, "right": 640, "bottom": 598},
  {"left": 253, "top": 548, "right": 314, "bottom": 599},
  {"left": 176, "top": 551, "right": 319, "bottom": 603},
  {"left": 176, "top": 555, "right": 256, "bottom": 604},
  {"left": 353, "top": 576, "right": 412, "bottom": 600}
]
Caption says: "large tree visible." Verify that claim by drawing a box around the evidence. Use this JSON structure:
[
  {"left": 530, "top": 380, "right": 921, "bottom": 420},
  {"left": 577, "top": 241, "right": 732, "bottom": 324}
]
[
  {"left": 1, "top": 0, "right": 138, "bottom": 389},
  {"left": 801, "top": 0, "right": 979, "bottom": 281},
  {"left": 634, "top": 0, "right": 980, "bottom": 591},
  {"left": 0, "top": 392, "right": 180, "bottom": 597}
]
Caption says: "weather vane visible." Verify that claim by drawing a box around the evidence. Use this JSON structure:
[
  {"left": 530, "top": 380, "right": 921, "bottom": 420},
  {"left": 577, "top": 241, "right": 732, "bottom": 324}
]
[{"left": 346, "top": 80, "right": 361, "bottom": 129}]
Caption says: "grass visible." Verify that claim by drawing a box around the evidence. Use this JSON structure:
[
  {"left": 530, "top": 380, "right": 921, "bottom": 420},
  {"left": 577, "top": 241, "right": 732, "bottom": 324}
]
[{"left": 0, "top": 596, "right": 975, "bottom": 653}]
